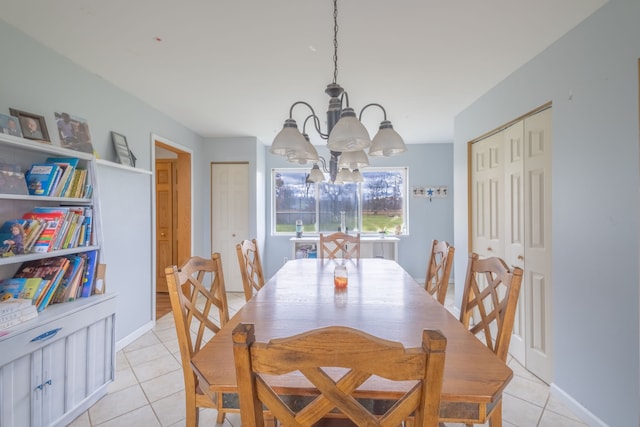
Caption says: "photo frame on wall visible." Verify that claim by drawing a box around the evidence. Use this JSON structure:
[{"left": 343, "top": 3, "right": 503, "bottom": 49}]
[
  {"left": 8, "top": 108, "right": 50, "bottom": 142},
  {"left": 54, "top": 111, "right": 94, "bottom": 153},
  {"left": 0, "top": 113, "right": 22, "bottom": 138},
  {"left": 111, "top": 131, "right": 134, "bottom": 166}
]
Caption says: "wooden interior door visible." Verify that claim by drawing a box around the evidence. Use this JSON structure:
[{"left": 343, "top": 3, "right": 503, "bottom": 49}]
[
  {"left": 155, "top": 159, "right": 176, "bottom": 293},
  {"left": 211, "top": 163, "right": 249, "bottom": 292}
]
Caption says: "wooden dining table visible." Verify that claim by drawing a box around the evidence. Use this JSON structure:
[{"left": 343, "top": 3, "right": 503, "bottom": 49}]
[{"left": 191, "top": 258, "right": 512, "bottom": 425}]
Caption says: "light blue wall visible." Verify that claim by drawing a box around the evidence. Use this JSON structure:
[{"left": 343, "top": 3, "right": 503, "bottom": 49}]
[
  {"left": 263, "top": 143, "right": 454, "bottom": 281},
  {"left": 0, "top": 20, "right": 207, "bottom": 344},
  {"left": 454, "top": 0, "right": 639, "bottom": 424}
]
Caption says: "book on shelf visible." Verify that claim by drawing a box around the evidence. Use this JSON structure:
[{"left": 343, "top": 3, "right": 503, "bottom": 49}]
[
  {"left": 0, "top": 298, "right": 38, "bottom": 330},
  {"left": 0, "top": 218, "right": 52, "bottom": 256},
  {"left": 0, "top": 162, "right": 28, "bottom": 195},
  {"left": 78, "top": 250, "right": 98, "bottom": 297},
  {"left": 22, "top": 207, "right": 68, "bottom": 252},
  {"left": 66, "top": 168, "right": 87, "bottom": 198},
  {"left": 75, "top": 169, "right": 88, "bottom": 198},
  {"left": 0, "top": 219, "right": 27, "bottom": 256},
  {"left": 52, "top": 255, "right": 85, "bottom": 303},
  {"left": 0, "top": 277, "right": 43, "bottom": 301},
  {"left": 25, "top": 163, "right": 61, "bottom": 196},
  {"left": 14, "top": 257, "right": 70, "bottom": 311},
  {"left": 45, "top": 157, "right": 79, "bottom": 198}
]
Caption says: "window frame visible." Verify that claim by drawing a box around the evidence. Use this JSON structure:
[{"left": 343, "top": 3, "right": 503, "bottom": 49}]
[{"left": 271, "top": 167, "right": 409, "bottom": 236}]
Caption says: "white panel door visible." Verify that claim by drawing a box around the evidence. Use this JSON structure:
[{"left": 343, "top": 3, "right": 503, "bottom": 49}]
[
  {"left": 523, "top": 108, "right": 553, "bottom": 383},
  {"left": 470, "top": 107, "right": 553, "bottom": 384},
  {"left": 211, "top": 163, "right": 249, "bottom": 293},
  {"left": 503, "top": 120, "right": 526, "bottom": 363},
  {"left": 471, "top": 131, "right": 505, "bottom": 259}
]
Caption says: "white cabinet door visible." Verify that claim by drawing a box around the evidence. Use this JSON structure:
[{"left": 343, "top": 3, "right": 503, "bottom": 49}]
[
  {"left": 38, "top": 339, "right": 66, "bottom": 426},
  {"left": 0, "top": 354, "right": 31, "bottom": 426}
]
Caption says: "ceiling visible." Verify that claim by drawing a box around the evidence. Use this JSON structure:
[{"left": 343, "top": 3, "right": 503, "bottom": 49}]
[{"left": 0, "top": 0, "right": 606, "bottom": 146}]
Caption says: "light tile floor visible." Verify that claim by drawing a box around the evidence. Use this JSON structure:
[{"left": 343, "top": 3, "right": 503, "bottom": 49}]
[{"left": 68, "top": 291, "right": 588, "bottom": 427}]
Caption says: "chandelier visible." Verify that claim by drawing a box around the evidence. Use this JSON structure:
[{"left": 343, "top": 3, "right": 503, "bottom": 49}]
[{"left": 269, "top": 0, "right": 406, "bottom": 183}]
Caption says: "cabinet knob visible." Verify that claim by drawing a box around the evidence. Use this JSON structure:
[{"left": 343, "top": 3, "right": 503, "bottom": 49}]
[
  {"left": 232, "top": 233, "right": 236, "bottom": 237},
  {"left": 160, "top": 232, "right": 166, "bottom": 237},
  {"left": 517, "top": 255, "right": 524, "bottom": 260},
  {"left": 487, "top": 247, "right": 493, "bottom": 252}
]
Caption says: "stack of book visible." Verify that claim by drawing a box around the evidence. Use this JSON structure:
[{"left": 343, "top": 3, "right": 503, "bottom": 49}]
[
  {"left": 0, "top": 298, "right": 38, "bottom": 330},
  {"left": 24, "top": 157, "right": 91, "bottom": 198},
  {"left": 20, "top": 206, "right": 94, "bottom": 252},
  {"left": 0, "top": 251, "right": 100, "bottom": 312}
]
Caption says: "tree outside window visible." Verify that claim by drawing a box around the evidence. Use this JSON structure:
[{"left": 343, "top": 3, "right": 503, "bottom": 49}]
[{"left": 273, "top": 168, "right": 407, "bottom": 235}]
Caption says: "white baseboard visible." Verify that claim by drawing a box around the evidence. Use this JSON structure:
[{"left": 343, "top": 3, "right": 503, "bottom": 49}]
[
  {"left": 115, "top": 320, "right": 154, "bottom": 352},
  {"left": 549, "top": 383, "right": 608, "bottom": 426}
]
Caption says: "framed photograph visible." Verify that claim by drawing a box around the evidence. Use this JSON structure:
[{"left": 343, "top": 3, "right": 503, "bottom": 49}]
[
  {"left": 0, "top": 113, "right": 23, "bottom": 138},
  {"left": 54, "top": 112, "right": 94, "bottom": 153},
  {"left": 111, "top": 131, "right": 134, "bottom": 166},
  {"left": 8, "top": 108, "right": 50, "bottom": 142}
]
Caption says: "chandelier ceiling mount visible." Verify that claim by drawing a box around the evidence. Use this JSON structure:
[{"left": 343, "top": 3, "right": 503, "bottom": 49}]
[{"left": 270, "top": 0, "right": 406, "bottom": 183}]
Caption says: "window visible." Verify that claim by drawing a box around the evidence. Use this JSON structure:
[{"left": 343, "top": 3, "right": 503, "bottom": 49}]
[{"left": 273, "top": 168, "right": 407, "bottom": 235}]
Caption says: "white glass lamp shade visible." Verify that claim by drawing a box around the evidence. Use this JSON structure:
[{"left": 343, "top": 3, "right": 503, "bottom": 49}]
[
  {"left": 308, "top": 163, "right": 326, "bottom": 182},
  {"left": 338, "top": 149, "right": 369, "bottom": 170},
  {"left": 335, "top": 167, "right": 353, "bottom": 183},
  {"left": 270, "top": 118, "right": 308, "bottom": 157},
  {"left": 288, "top": 133, "right": 319, "bottom": 164},
  {"left": 351, "top": 169, "right": 364, "bottom": 182},
  {"left": 327, "top": 108, "right": 371, "bottom": 152},
  {"left": 368, "top": 120, "right": 407, "bottom": 156}
]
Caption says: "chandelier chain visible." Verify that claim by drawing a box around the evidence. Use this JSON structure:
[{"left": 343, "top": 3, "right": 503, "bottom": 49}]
[{"left": 332, "top": 0, "right": 339, "bottom": 84}]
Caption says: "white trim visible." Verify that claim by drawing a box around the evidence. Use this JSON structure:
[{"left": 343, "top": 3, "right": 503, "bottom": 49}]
[
  {"left": 115, "top": 321, "right": 154, "bottom": 352},
  {"left": 95, "top": 158, "right": 152, "bottom": 174},
  {"left": 549, "top": 383, "right": 609, "bottom": 426}
]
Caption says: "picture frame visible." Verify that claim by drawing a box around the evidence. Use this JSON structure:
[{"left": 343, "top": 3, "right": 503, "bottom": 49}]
[
  {"left": 0, "top": 113, "right": 22, "bottom": 138},
  {"left": 54, "top": 111, "right": 94, "bottom": 153},
  {"left": 111, "top": 131, "right": 134, "bottom": 166},
  {"left": 8, "top": 108, "right": 50, "bottom": 142}
]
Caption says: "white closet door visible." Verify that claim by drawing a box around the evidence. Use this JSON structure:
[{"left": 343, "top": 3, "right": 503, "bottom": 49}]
[
  {"left": 471, "top": 131, "right": 505, "bottom": 259},
  {"left": 470, "top": 108, "right": 553, "bottom": 384},
  {"left": 523, "top": 109, "right": 553, "bottom": 383},
  {"left": 504, "top": 120, "right": 526, "bottom": 363},
  {"left": 211, "top": 163, "right": 250, "bottom": 293}
]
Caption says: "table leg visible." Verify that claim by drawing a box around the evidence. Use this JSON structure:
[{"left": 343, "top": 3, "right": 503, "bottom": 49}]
[{"left": 488, "top": 399, "right": 502, "bottom": 427}]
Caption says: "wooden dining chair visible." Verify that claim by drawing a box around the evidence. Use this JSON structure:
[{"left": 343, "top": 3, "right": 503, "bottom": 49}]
[
  {"left": 458, "top": 253, "right": 523, "bottom": 427},
  {"left": 232, "top": 323, "right": 447, "bottom": 427},
  {"left": 424, "top": 240, "right": 455, "bottom": 305},
  {"left": 319, "top": 232, "right": 361, "bottom": 260},
  {"left": 165, "top": 253, "right": 230, "bottom": 427},
  {"left": 236, "top": 238, "right": 265, "bottom": 302}
]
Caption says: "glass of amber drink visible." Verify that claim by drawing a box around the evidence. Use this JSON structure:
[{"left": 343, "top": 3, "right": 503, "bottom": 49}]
[{"left": 334, "top": 264, "right": 348, "bottom": 289}]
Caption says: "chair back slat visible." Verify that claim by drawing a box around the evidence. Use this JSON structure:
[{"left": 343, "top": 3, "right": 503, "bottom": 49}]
[
  {"left": 164, "top": 253, "right": 229, "bottom": 425},
  {"left": 459, "top": 253, "right": 523, "bottom": 362},
  {"left": 233, "top": 323, "right": 447, "bottom": 427},
  {"left": 319, "top": 232, "right": 361, "bottom": 260},
  {"left": 424, "top": 240, "right": 455, "bottom": 305},
  {"left": 236, "top": 238, "right": 265, "bottom": 301}
]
